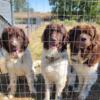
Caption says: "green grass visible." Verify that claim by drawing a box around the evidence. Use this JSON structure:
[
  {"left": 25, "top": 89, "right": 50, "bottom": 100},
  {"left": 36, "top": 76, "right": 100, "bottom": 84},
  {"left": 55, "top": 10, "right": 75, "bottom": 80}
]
[
  {"left": 28, "top": 21, "right": 100, "bottom": 60},
  {"left": 29, "top": 24, "right": 47, "bottom": 60},
  {"left": 51, "top": 19, "right": 78, "bottom": 25},
  {"left": 28, "top": 21, "right": 76, "bottom": 60}
]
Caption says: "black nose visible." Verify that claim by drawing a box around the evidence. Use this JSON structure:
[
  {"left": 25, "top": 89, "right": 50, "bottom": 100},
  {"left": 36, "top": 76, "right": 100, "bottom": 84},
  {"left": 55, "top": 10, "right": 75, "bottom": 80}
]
[
  {"left": 11, "top": 45, "right": 17, "bottom": 51},
  {"left": 81, "top": 37, "right": 86, "bottom": 41},
  {"left": 50, "top": 38, "right": 56, "bottom": 42}
]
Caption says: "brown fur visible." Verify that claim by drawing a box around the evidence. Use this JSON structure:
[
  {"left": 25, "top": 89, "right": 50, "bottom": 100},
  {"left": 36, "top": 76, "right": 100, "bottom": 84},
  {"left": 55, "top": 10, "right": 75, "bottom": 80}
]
[
  {"left": 68, "top": 24, "right": 100, "bottom": 66},
  {"left": 42, "top": 23, "right": 68, "bottom": 52},
  {"left": 1, "top": 27, "right": 29, "bottom": 53}
]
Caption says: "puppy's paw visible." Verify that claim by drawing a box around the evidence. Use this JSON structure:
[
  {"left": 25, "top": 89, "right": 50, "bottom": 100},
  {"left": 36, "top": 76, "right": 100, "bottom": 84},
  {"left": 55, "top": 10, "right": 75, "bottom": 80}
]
[
  {"left": 3, "top": 96, "right": 9, "bottom": 100},
  {"left": 8, "top": 94, "right": 14, "bottom": 99},
  {"left": 7, "top": 85, "right": 11, "bottom": 92},
  {"left": 73, "top": 87, "right": 80, "bottom": 92},
  {"left": 56, "top": 96, "right": 62, "bottom": 100},
  {"left": 44, "top": 98, "right": 49, "bottom": 100},
  {"left": 31, "top": 87, "right": 36, "bottom": 94},
  {"left": 78, "top": 94, "right": 86, "bottom": 100}
]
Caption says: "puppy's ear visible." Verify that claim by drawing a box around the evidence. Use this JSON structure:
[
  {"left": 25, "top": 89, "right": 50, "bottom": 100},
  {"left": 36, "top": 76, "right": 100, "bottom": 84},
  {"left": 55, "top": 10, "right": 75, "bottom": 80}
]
[
  {"left": 0, "top": 38, "right": 2, "bottom": 48},
  {"left": 91, "top": 26, "right": 100, "bottom": 50},
  {"left": 41, "top": 25, "right": 50, "bottom": 49},
  {"left": 60, "top": 24, "right": 68, "bottom": 43},
  {"left": 20, "top": 29, "right": 29, "bottom": 50},
  {"left": 68, "top": 27, "right": 76, "bottom": 42},
  {"left": 84, "top": 45, "right": 100, "bottom": 66},
  {"left": 41, "top": 25, "right": 50, "bottom": 42},
  {"left": 60, "top": 25, "right": 69, "bottom": 51}
]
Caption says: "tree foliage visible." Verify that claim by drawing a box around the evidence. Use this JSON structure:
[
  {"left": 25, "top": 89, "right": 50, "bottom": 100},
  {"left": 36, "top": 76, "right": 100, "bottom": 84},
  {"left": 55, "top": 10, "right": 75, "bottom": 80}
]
[
  {"left": 49, "top": 0, "right": 100, "bottom": 21},
  {"left": 13, "top": 0, "right": 34, "bottom": 12}
]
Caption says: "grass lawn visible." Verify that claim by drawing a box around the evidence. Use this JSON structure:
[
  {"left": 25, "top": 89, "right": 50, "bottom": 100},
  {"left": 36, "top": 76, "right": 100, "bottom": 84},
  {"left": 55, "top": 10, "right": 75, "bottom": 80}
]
[
  {"left": 28, "top": 20, "right": 78, "bottom": 60},
  {"left": 29, "top": 24, "right": 47, "bottom": 60},
  {"left": 0, "top": 21, "right": 100, "bottom": 100}
]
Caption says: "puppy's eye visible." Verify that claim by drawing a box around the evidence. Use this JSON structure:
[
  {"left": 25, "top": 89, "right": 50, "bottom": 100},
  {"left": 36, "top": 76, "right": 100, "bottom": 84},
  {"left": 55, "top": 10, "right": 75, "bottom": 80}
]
[
  {"left": 50, "top": 29, "right": 54, "bottom": 32},
  {"left": 18, "top": 36, "right": 22, "bottom": 40},
  {"left": 16, "top": 34, "right": 20, "bottom": 38},
  {"left": 57, "top": 29, "right": 61, "bottom": 33},
  {"left": 16, "top": 35, "right": 19, "bottom": 38},
  {"left": 9, "top": 34, "right": 13, "bottom": 38}
]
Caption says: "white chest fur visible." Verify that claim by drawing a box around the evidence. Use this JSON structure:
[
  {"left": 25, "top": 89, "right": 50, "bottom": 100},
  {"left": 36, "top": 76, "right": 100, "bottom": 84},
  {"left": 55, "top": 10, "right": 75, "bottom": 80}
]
[
  {"left": 41, "top": 50, "right": 68, "bottom": 82},
  {"left": 70, "top": 55, "right": 99, "bottom": 100},
  {"left": 0, "top": 49, "right": 33, "bottom": 76},
  {"left": 7, "top": 49, "right": 32, "bottom": 76},
  {"left": 71, "top": 55, "right": 99, "bottom": 75}
]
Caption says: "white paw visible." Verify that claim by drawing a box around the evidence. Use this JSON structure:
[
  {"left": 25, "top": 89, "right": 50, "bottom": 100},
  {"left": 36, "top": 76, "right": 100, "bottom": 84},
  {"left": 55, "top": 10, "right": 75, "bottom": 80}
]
[
  {"left": 44, "top": 97, "right": 50, "bottom": 100},
  {"left": 73, "top": 87, "right": 80, "bottom": 92},
  {"left": 31, "top": 99, "right": 35, "bottom": 100},
  {"left": 8, "top": 94, "right": 14, "bottom": 99},
  {"left": 31, "top": 88, "right": 36, "bottom": 94},
  {"left": 56, "top": 96, "right": 62, "bottom": 100},
  {"left": 3, "top": 96, "right": 9, "bottom": 100},
  {"left": 0, "top": 92, "right": 3, "bottom": 96},
  {"left": 65, "top": 90, "right": 69, "bottom": 96},
  {"left": 78, "top": 94, "right": 86, "bottom": 100},
  {"left": 7, "top": 85, "right": 11, "bottom": 92}
]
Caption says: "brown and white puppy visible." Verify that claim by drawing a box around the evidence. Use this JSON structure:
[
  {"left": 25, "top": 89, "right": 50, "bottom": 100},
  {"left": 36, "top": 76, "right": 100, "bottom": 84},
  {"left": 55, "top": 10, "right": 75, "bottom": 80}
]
[
  {"left": 68, "top": 24, "right": 100, "bottom": 100},
  {"left": 41, "top": 24, "right": 69, "bottom": 100},
  {"left": 0, "top": 27, "right": 36, "bottom": 98}
]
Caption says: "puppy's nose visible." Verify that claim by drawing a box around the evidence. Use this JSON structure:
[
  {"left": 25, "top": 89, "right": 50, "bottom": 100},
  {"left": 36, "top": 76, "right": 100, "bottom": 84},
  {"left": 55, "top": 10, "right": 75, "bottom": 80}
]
[
  {"left": 51, "top": 33, "right": 57, "bottom": 42},
  {"left": 51, "top": 38, "right": 56, "bottom": 42},
  {"left": 12, "top": 46, "right": 17, "bottom": 51},
  {"left": 81, "top": 37, "right": 86, "bottom": 41}
]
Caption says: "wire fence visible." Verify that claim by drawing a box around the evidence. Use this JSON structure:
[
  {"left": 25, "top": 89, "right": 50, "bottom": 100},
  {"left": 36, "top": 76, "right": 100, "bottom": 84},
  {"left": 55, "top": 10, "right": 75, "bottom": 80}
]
[{"left": 0, "top": 0, "right": 100, "bottom": 100}]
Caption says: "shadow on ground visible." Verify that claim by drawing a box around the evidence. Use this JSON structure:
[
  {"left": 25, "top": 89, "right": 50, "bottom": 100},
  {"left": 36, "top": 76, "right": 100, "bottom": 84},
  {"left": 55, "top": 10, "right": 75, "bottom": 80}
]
[{"left": 0, "top": 66, "right": 100, "bottom": 100}]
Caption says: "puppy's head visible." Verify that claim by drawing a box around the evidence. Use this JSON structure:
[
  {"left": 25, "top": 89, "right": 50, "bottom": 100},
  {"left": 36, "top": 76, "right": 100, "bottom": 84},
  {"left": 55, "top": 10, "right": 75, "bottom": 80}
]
[
  {"left": 1, "top": 27, "right": 29, "bottom": 58},
  {"left": 69, "top": 24, "right": 96, "bottom": 49},
  {"left": 42, "top": 24, "right": 68, "bottom": 53}
]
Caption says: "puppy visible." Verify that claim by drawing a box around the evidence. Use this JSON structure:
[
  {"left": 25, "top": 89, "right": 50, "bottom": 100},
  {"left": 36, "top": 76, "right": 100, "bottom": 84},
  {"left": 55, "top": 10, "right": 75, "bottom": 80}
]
[
  {"left": 0, "top": 27, "right": 36, "bottom": 98},
  {"left": 41, "top": 24, "right": 69, "bottom": 100},
  {"left": 68, "top": 24, "right": 100, "bottom": 100}
]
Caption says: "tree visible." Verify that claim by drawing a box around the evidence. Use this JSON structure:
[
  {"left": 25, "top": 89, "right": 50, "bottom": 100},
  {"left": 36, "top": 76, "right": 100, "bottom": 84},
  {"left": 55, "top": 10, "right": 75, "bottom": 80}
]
[
  {"left": 13, "top": 0, "right": 27, "bottom": 12},
  {"left": 13, "top": 0, "right": 34, "bottom": 12},
  {"left": 49, "top": 0, "right": 100, "bottom": 21}
]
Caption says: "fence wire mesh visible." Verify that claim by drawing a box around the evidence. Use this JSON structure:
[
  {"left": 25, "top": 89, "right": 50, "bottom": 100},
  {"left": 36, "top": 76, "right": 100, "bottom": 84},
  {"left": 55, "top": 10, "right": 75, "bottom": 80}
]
[{"left": 0, "top": 0, "right": 100, "bottom": 100}]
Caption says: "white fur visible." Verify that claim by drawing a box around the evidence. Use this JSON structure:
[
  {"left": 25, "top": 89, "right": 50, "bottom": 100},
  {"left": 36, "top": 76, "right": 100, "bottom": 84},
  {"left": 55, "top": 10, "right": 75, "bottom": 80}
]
[
  {"left": 41, "top": 48, "right": 69, "bottom": 100},
  {"left": 0, "top": 48, "right": 8, "bottom": 73},
  {"left": 69, "top": 55, "right": 99, "bottom": 100},
  {"left": 0, "top": 48, "right": 36, "bottom": 98},
  {"left": 67, "top": 65, "right": 77, "bottom": 91}
]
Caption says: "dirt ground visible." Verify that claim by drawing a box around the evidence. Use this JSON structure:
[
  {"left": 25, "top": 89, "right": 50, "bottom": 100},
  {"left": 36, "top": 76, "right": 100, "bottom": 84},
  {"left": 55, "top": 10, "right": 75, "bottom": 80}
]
[{"left": 0, "top": 68, "right": 100, "bottom": 100}]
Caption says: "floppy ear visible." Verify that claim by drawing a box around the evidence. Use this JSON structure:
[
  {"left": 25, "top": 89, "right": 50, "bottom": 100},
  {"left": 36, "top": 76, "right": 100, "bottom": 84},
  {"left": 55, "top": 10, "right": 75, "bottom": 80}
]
[
  {"left": 20, "top": 29, "right": 29, "bottom": 50},
  {"left": 60, "top": 24, "right": 68, "bottom": 52},
  {"left": 68, "top": 26, "right": 80, "bottom": 42},
  {"left": 91, "top": 25, "right": 97, "bottom": 40},
  {"left": 84, "top": 45, "right": 100, "bottom": 66},
  {"left": 41, "top": 25, "right": 50, "bottom": 49},
  {"left": 41, "top": 25, "right": 50, "bottom": 42},
  {"left": 84, "top": 27, "right": 100, "bottom": 66},
  {"left": 0, "top": 38, "right": 2, "bottom": 48},
  {"left": 1, "top": 27, "right": 11, "bottom": 52}
]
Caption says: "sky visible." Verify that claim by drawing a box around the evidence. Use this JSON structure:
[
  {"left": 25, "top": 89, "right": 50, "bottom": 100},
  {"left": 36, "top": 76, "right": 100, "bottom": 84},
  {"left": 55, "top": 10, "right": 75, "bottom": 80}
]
[{"left": 29, "top": 0, "right": 51, "bottom": 12}]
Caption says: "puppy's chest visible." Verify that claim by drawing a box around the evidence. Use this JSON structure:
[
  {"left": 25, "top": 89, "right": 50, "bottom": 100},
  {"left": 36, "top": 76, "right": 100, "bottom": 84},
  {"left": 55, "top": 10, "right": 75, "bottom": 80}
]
[
  {"left": 6, "top": 58, "right": 27, "bottom": 75},
  {"left": 71, "top": 55, "right": 99, "bottom": 73},
  {"left": 42, "top": 58, "right": 68, "bottom": 82},
  {"left": 6, "top": 57, "right": 25, "bottom": 69},
  {"left": 43, "top": 58, "right": 68, "bottom": 73}
]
